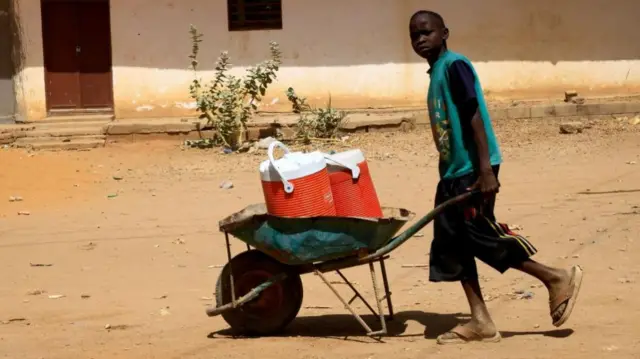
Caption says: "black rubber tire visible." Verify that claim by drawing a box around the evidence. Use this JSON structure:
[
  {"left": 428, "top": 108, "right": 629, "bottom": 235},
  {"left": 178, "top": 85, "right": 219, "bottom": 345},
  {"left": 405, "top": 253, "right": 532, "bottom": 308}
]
[{"left": 215, "top": 250, "right": 303, "bottom": 336}]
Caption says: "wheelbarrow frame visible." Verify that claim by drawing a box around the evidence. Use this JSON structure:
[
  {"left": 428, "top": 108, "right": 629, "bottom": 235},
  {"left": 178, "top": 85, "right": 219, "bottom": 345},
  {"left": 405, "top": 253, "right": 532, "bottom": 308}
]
[{"left": 206, "top": 192, "right": 475, "bottom": 338}]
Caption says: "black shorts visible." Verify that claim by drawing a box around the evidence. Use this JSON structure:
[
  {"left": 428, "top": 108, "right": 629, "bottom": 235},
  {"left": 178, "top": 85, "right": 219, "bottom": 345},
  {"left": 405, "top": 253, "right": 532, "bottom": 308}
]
[{"left": 429, "top": 165, "right": 538, "bottom": 282}]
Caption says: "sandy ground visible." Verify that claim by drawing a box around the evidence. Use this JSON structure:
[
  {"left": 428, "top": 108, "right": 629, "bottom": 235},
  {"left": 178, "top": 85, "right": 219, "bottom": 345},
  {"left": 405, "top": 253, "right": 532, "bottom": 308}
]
[{"left": 1, "top": 116, "right": 639, "bottom": 359}]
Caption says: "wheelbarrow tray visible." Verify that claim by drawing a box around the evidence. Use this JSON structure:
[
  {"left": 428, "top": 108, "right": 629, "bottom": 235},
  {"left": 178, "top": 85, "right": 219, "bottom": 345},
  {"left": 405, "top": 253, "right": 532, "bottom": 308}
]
[{"left": 218, "top": 204, "right": 415, "bottom": 265}]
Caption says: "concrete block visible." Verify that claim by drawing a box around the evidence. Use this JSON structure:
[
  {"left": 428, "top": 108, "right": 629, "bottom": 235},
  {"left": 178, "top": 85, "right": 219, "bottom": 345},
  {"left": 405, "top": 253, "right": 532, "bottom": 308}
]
[
  {"left": 276, "top": 127, "right": 296, "bottom": 140},
  {"left": 26, "top": 127, "right": 106, "bottom": 137},
  {"left": 587, "top": 102, "right": 628, "bottom": 116},
  {"left": 624, "top": 102, "right": 640, "bottom": 113},
  {"left": 505, "top": 106, "right": 531, "bottom": 119},
  {"left": 13, "top": 136, "right": 106, "bottom": 150},
  {"left": 553, "top": 104, "right": 578, "bottom": 117},
  {"left": 106, "top": 122, "right": 195, "bottom": 135},
  {"left": 246, "top": 126, "right": 277, "bottom": 141},
  {"left": 489, "top": 108, "right": 508, "bottom": 120},
  {"left": 530, "top": 105, "right": 556, "bottom": 118}
]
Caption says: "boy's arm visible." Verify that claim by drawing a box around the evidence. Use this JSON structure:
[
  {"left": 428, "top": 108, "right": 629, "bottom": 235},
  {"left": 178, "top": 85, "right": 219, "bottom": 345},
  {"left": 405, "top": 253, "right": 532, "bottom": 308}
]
[{"left": 448, "top": 61, "right": 499, "bottom": 193}]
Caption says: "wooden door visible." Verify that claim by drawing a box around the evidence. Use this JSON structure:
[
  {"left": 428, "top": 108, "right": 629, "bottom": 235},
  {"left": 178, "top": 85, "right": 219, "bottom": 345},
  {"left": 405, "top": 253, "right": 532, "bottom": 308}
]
[{"left": 41, "top": 0, "right": 114, "bottom": 113}]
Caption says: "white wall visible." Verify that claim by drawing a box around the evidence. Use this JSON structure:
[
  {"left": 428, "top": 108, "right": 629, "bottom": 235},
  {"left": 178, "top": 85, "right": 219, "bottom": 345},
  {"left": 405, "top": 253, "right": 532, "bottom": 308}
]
[{"left": 13, "top": 0, "right": 640, "bottom": 120}]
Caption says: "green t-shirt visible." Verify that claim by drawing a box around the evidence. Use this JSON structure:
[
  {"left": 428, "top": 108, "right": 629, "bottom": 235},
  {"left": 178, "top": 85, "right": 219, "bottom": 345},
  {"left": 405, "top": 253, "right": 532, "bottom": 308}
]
[{"left": 427, "top": 50, "right": 502, "bottom": 179}]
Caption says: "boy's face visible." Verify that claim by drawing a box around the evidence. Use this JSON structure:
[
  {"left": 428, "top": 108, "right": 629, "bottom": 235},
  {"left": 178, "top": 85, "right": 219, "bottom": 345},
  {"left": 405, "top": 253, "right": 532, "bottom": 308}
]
[{"left": 409, "top": 15, "right": 449, "bottom": 59}]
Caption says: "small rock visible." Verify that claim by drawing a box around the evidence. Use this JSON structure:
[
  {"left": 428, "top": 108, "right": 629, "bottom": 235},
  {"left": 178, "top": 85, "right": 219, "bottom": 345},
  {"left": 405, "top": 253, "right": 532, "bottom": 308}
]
[
  {"left": 564, "top": 90, "right": 578, "bottom": 102},
  {"left": 222, "top": 147, "right": 233, "bottom": 154},
  {"left": 17, "top": 210, "right": 31, "bottom": 216},
  {"left": 107, "top": 193, "right": 118, "bottom": 199},
  {"left": 159, "top": 307, "right": 171, "bottom": 316},
  {"left": 112, "top": 175, "right": 123, "bottom": 181},
  {"left": 105, "top": 324, "right": 129, "bottom": 331},
  {"left": 514, "top": 290, "right": 535, "bottom": 300},
  {"left": 27, "top": 290, "right": 46, "bottom": 296},
  {"left": 30, "top": 263, "right": 53, "bottom": 267},
  {"left": 48, "top": 294, "right": 65, "bottom": 299},
  {"left": 154, "top": 295, "right": 168, "bottom": 300},
  {"left": 533, "top": 324, "right": 540, "bottom": 329},
  {"left": 618, "top": 278, "right": 633, "bottom": 284},
  {"left": 257, "top": 137, "right": 277, "bottom": 149},
  {"left": 559, "top": 122, "right": 584, "bottom": 134},
  {"left": 81, "top": 294, "right": 91, "bottom": 299},
  {"left": 9, "top": 196, "right": 23, "bottom": 202},
  {"left": 572, "top": 254, "right": 580, "bottom": 259},
  {"left": 521, "top": 292, "right": 535, "bottom": 300},
  {"left": 627, "top": 161, "right": 637, "bottom": 165},
  {"left": 172, "top": 238, "right": 185, "bottom": 245},
  {"left": 631, "top": 116, "right": 640, "bottom": 126},
  {"left": 219, "top": 180, "right": 234, "bottom": 190}
]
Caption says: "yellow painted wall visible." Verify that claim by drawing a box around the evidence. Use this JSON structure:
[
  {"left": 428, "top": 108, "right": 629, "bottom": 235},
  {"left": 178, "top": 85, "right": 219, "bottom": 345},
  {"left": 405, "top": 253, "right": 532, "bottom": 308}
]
[{"left": 13, "top": 0, "right": 640, "bottom": 121}]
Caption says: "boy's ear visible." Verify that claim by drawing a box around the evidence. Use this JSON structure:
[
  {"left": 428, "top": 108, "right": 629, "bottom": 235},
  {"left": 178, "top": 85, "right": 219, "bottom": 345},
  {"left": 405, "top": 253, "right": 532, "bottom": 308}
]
[{"left": 443, "top": 27, "right": 450, "bottom": 41}]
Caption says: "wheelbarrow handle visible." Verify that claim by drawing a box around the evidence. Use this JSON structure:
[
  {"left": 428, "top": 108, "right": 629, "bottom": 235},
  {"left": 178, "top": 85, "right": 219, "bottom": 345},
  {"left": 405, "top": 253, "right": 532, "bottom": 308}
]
[{"left": 360, "top": 190, "right": 480, "bottom": 262}]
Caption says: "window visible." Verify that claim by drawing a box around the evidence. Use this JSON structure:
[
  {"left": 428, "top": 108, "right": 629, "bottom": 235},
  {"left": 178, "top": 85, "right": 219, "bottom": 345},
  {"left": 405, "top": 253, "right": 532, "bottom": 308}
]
[{"left": 227, "top": 0, "right": 282, "bottom": 31}]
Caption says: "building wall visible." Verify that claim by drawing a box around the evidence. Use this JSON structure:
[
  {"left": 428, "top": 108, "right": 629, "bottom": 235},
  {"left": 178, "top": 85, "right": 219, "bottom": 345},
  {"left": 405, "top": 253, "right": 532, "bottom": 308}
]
[
  {"left": 0, "top": 0, "right": 15, "bottom": 122},
  {"left": 13, "top": 0, "right": 640, "bottom": 121}
]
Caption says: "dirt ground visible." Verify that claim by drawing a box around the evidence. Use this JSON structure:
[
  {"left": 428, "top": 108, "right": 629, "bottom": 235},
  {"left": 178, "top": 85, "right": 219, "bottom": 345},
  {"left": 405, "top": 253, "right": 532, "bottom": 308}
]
[{"left": 1, "top": 116, "right": 639, "bottom": 359}]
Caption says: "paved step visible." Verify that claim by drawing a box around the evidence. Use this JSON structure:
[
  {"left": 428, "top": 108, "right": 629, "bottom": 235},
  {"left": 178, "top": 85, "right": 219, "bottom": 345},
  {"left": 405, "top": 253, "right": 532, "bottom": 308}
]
[
  {"left": 35, "top": 120, "right": 112, "bottom": 129},
  {"left": 13, "top": 135, "right": 106, "bottom": 150},
  {"left": 25, "top": 126, "right": 107, "bottom": 137},
  {"left": 22, "top": 114, "right": 114, "bottom": 124}
]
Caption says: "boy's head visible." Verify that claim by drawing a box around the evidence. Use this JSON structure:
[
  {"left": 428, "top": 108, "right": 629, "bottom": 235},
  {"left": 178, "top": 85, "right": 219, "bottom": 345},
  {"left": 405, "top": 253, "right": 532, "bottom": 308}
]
[{"left": 409, "top": 10, "right": 449, "bottom": 60}]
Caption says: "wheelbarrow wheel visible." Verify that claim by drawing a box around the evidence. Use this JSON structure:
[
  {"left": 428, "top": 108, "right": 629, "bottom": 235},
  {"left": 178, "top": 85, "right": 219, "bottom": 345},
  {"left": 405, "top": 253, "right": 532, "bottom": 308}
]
[{"left": 215, "top": 249, "right": 303, "bottom": 336}]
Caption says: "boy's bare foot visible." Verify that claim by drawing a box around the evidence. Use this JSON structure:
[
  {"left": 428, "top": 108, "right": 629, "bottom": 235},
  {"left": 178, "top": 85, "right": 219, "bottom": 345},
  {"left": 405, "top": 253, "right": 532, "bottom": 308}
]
[
  {"left": 436, "top": 319, "right": 501, "bottom": 345},
  {"left": 548, "top": 265, "right": 584, "bottom": 327}
]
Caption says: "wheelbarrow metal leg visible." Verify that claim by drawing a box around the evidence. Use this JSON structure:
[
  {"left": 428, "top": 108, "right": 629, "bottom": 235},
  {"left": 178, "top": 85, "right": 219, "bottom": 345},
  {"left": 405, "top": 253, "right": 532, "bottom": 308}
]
[
  {"left": 224, "top": 232, "right": 237, "bottom": 306},
  {"left": 314, "top": 269, "right": 375, "bottom": 335},
  {"left": 366, "top": 261, "right": 388, "bottom": 337},
  {"left": 379, "top": 258, "right": 394, "bottom": 320},
  {"left": 335, "top": 270, "right": 378, "bottom": 318}
]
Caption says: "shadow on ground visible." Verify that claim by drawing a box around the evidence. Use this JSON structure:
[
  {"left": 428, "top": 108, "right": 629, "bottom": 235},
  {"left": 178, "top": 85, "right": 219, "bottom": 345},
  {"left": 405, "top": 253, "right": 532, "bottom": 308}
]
[{"left": 207, "top": 310, "right": 574, "bottom": 342}]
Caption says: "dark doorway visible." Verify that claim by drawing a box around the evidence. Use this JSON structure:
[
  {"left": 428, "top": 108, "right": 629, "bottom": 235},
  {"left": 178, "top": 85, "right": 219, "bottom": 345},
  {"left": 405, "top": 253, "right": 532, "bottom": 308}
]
[{"left": 41, "top": 0, "right": 114, "bottom": 114}]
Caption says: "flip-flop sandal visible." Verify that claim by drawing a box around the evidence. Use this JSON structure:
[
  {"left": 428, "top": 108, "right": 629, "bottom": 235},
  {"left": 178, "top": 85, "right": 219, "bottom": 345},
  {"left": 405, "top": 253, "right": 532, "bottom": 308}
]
[
  {"left": 436, "top": 325, "right": 502, "bottom": 345},
  {"left": 550, "top": 265, "right": 584, "bottom": 327}
]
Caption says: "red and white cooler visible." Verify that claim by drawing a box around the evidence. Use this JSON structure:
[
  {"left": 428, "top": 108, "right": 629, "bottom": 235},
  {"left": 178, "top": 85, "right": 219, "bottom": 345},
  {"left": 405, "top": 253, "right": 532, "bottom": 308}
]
[
  {"left": 259, "top": 141, "right": 336, "bottom": 217},
  {"left": 325, "top": 149, "right": 383, "bottom": 218}
]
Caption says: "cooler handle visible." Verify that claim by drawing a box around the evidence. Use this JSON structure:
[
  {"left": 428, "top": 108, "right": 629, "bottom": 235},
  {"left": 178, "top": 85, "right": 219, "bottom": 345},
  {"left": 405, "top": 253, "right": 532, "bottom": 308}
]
[
  {"left": 267, "top": 141, "right": 295, "bottom": 194},
  {"left": 323, "top": 153, "right": 361, "bottom": 179}
]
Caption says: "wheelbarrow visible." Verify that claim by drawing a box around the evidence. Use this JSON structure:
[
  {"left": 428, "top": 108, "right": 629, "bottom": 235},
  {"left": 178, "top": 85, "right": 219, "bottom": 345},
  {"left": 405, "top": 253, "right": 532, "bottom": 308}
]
[{"left": 206, "top": 192, "right": 475, "bottom": 337}]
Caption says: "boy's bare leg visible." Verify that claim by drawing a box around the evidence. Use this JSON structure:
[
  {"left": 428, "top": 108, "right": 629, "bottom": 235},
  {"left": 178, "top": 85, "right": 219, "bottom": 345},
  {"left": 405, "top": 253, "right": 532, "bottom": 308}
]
[
  {"left": 514, "top": 259, "right": 569, "bottom": 294},
  {"left": 515, "top": 259, "right": 583, "bottom": 327},
  {"left": 436, "top": 275, "right": 499, "bottom": 343}
]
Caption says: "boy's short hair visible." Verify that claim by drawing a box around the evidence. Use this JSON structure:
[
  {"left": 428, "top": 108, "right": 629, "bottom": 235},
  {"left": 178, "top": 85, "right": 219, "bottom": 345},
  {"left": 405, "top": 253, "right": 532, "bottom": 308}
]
[{"left": 410, "top": 10, "right": 446, "bottom": 28}]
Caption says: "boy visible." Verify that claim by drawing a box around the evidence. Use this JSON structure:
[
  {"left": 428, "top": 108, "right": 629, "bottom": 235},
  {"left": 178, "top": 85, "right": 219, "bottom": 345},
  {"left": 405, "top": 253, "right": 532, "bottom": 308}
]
[{"left": 409, "top": 10, "right": 584, "bottom": 345}]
